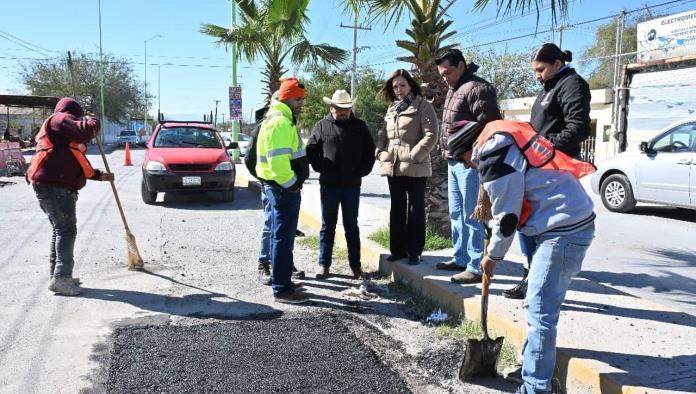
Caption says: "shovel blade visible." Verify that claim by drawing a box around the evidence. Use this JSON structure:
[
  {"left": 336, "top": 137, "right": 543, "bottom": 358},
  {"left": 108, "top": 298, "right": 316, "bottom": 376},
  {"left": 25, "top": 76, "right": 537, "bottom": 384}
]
[{"left": 459, "top": 336, "right": 505, "bottom": 381}]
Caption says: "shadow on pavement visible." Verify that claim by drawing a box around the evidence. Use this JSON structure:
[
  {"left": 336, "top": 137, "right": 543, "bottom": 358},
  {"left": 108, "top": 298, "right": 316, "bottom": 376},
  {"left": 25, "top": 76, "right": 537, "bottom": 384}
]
[
  {"left": 154, "top": 187, "right": 259, "bottom": 211},
  {"left": 623, "top": 206, "right": 696, "bottom": 223},
  {"left": 557, "top": 347, "right": 696, "bottom": 393}
]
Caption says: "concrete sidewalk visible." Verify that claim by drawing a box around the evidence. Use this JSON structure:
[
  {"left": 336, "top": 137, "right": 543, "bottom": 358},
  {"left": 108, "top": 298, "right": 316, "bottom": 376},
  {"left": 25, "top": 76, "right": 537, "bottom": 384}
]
[{"left": 237, "top": 166, "right": 696, "bottom": 393}]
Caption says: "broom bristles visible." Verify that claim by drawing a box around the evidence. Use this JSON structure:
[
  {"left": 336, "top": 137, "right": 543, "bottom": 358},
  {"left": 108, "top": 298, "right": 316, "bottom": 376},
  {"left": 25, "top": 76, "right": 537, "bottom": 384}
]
[
  {"left": 125, "top": 231, "right": 144, "bottom": 270},
  {"left": 472, "top": 184, "right": 493, "bottom": 222}
]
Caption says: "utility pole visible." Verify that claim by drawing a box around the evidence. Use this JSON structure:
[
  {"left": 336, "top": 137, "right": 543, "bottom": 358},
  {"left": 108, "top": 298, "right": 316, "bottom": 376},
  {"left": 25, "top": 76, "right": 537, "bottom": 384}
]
[
  {"left": 230, "top": 2, "right": 240, "bottom": 161},
  {"left": 214, "top": 100, "right": 221, "bottom": 126},
  {"left": 612, "top": 11, "right": 626, "bottom": 154},
  {"left": 97, "top": 0, "right": 106, "bottom": 144},
  {"left": 340, "top": 15, "right": 371, "bottom": 97},
  {"left": 157, "top": 65, "right": 161, "bottom": 118},
  {"left": 144, "top": 35, "right": 161, "bottom": 136}
]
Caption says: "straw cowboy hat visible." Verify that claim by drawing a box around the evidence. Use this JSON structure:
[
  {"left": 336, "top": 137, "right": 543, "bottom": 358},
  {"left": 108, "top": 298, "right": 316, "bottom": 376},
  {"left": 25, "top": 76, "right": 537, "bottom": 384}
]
[{"left": 322, "top": 90, "right": 354, "bottom": 108}]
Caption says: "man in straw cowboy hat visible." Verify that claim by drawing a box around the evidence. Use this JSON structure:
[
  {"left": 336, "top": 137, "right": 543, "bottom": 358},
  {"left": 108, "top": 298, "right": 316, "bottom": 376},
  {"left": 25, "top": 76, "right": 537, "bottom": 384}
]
[{"left": 306, "top": 89, "right": 375, "bottom": 280}]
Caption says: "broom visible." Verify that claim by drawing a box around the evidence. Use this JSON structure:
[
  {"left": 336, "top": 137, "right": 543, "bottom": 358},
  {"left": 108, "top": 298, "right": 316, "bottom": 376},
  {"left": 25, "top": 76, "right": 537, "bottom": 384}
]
[
  {"left": 67, "top": 50, "right": 144, "bottom": 271},
  {"left": 93, "top": 135, "right": 145, "bottom": 270}
]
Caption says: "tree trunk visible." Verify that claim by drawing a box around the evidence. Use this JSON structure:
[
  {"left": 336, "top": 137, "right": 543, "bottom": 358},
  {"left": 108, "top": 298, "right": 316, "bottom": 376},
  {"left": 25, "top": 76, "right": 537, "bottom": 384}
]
[{"left": 420, "top": 63, "right": 450, "bottom": 238}]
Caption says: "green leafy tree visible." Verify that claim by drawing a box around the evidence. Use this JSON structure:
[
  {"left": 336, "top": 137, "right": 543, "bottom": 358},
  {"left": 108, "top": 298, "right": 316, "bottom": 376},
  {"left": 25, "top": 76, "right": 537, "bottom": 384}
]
[
  {"left": 298, "top": 66, "right": 387, "bottom": 138},
  {"left": 20, "top": 53, "right": 147, "bottom": 123},
  {"left": 580, "top": 17, "right": 639, "bottom": 89},
  {"left": 201, "top": 0, "right": 348, "bottom": 102},
  {"left": 463, "top": 47, "right": 539, "bottom": 100}
]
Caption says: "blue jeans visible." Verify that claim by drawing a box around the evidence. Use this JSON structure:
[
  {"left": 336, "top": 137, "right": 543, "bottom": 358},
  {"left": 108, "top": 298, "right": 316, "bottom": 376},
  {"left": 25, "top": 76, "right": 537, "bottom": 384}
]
[
  {"left": 258, "top": 189, "right": 272, "bottom": 264},
  {"left": 522, "top": 224, "right": 595, "bottom": 393},
  {"left": 319, "top": 185, "right": 360, "bottom": 269},
  {"left": 33, "top": 184, "right": 78, "bottom": 278},
  {"left": 263, "top": 184, "right": 301, "bottom": 295},
  {"left": 519, "top": 232, "right": 537, "bottom": 268},
  {"left": 447, "top": 160, "right": 483, "bottom": 273}
]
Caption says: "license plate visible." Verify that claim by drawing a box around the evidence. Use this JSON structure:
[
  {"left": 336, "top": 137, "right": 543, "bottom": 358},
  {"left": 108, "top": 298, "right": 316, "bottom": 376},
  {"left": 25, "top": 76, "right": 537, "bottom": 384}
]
[{"left": 182, "top": 176, "right": 201, "bottom": 186}]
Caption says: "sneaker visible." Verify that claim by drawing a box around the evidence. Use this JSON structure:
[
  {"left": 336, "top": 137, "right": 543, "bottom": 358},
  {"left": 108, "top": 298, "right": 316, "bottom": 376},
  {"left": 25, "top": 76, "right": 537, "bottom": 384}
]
[
  {"left": 258, "top": 262, "right": 271, "bottom": 285},
  {"left": 291, "top": 266, "right": 305, "bottom": 279},
  {"left": 408, "top": 255, "right": 421, "bottom": 265},
  {"left": 504, "top": 365, "right": 523, "bottom": 385},
  {"left": 503, "top": 278, "right": 528, "bottom": 300},
  {"left": 436, "top": 261, "right": 465, "bottom": 271},
  {"left": 385, "top": 254, "right": 406, "bottom": 262},
  {"left": 450, "top": 270, "right": 482, "bottom": 284},
  {"left": 274, "top": 291, "right": 310, "bottom": 304},
  {"left": 48, "top": 277, "right": 82, "bottom": 296},
  {"left": 315, "top": 265, "right": 330, "bottom": 279}
]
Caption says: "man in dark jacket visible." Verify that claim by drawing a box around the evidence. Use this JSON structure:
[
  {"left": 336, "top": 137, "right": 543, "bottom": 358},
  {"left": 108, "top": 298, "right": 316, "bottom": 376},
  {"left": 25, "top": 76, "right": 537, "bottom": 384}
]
[
  {"left": 306, "top": 89, "right": 375, "bottom": 279},
  {"left": 435, "top": 48, "right": 502, "bottom": 284},
  {"left": 28, "top": 97, "right": 113, "bottom": 296}
]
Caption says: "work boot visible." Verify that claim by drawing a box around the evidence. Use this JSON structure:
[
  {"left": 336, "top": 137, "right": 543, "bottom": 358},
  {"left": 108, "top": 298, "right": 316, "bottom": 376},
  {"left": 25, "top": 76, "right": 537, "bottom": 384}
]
[
  {"left": 408, "top": 255, "right": 421, "bottom": 265},
  {"left": 292, "top": 266, "right": 305, "bottom": 279},
  {"left": 258, "top": 262, "right": 271, "bottom": 286},
  {"left": 350, "top": 265, "right": 366, "bottom": 279},
  {"left": 385, "top": 254, "right": 406, "bottom": 262},
  {"left": 450, "top": 270, "right": 482, "bottom": 284},
  {"left": 48, "top": 277, "right": 82, "bottom": 296},
  {"left": 315, "top": 265, "right": 330, "bottom": 279},
  {"left": 274, "top": 290, "right": 310, "bottom": 304},
  {"left": 503, "top": 269, "right": 529, "bottom": 300},
  {"left": 435, "top": 261, "right": 465, "bottom": 271},
  {"left": 292, "top": 281, "right": 304, "bottom": 290}
]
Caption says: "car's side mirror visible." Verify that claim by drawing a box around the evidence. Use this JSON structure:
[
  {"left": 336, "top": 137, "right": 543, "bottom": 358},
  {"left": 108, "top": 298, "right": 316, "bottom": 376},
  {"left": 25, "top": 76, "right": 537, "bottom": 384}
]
[
  {"left": 639, "top": 141, "right": 649, "bottom": 153},
  {"left": 227, "top": 141, "right": 239, "bottom": 150}
]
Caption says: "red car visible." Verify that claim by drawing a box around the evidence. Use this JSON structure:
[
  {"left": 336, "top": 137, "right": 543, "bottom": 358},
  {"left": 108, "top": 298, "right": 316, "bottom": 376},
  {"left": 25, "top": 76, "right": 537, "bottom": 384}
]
[{"left": 141, "top": 121, "right": 237, "bottom": 204}]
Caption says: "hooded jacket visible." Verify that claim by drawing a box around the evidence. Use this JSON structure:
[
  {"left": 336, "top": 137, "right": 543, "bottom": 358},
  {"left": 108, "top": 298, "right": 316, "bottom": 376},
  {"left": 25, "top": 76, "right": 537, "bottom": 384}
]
[
  {"left": 30, "top": 98, "right": 100, "bottom": 191},
  {"left": 530, "top": 67, "right": 591, "bottom": 158},
  {"left": 306, "top": 113, "right": 375, "bottom": 188},
  {"left": 472, "top": 133, "right": 595, "bottom": 261},
  {"left": 440, "top": 63, "right": 501, "bottom": 159}
]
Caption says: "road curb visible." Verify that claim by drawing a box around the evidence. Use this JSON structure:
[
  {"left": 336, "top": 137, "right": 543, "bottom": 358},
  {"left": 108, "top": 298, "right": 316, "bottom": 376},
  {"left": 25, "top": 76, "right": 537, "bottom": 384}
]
[{"left": 237, "top": 173, "right": 654, "bottom": 393}]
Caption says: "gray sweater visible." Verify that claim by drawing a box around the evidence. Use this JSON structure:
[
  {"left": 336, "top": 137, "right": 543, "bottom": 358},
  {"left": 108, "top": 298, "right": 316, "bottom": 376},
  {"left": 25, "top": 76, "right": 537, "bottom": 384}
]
[{"left": 472, "top": 134, "right": 595, "bottom": 261}]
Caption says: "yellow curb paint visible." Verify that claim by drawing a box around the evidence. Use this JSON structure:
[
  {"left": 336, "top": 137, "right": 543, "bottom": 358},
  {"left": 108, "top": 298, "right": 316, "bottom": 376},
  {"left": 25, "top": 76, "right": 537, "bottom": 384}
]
[{"left": 293, "top": 206, "right": 655, "bottom": 394}]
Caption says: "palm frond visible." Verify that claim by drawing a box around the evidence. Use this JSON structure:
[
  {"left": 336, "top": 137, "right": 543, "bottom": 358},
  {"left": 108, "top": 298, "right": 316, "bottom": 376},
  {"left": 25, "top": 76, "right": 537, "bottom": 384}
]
[
  {"left": 232, "top": 0, "right": 260, "bottom": 20},
  {"left": 289, "top": 40, "right": 348, "bottom": 67},
  {"left": 472, "top": 0, "right": 568, "bottom": 24}
]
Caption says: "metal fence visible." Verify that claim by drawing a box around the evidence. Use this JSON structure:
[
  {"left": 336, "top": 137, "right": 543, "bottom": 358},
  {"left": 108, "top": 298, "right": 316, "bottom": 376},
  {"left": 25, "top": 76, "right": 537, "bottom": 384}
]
[{"left": 580, "top": 136, "right": 596, "bottom": 164}]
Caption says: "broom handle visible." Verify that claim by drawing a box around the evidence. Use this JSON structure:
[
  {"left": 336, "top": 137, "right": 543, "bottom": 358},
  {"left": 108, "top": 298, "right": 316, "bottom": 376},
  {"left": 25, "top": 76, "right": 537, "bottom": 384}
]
[
  {"left": 481, "top": 237, "right": 491, "bottom": 341},
  {"left": 94, "top": 135, "right": 131, "bottom": 232}
]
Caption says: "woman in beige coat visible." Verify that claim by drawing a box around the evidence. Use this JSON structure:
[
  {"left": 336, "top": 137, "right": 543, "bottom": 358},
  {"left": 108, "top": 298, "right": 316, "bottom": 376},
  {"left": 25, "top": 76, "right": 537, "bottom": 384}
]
[{"left": 376, "top": 69, "right": 438, "bottom": 265}]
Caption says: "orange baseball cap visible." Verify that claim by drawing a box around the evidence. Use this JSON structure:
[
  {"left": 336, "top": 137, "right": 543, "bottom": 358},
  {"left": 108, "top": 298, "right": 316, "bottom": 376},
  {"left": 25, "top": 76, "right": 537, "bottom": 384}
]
[{"left": 278, "top": 77, "right": 305, "bottom": 101}]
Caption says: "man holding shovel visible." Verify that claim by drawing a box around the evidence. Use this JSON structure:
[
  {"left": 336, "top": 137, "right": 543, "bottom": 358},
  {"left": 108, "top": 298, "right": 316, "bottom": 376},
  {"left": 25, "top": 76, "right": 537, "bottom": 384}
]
[
  {"left": 449, "top": 119, "right": 595, "bottom": 393},
  {"left": 27, "top": 97, "right": 113, "bottom": 296}
]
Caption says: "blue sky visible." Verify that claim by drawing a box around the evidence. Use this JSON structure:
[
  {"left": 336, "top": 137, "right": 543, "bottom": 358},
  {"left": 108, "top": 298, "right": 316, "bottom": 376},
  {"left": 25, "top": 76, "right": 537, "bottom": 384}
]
[{"left": 1, "top": 0, "right": 695, "bottom": 122}]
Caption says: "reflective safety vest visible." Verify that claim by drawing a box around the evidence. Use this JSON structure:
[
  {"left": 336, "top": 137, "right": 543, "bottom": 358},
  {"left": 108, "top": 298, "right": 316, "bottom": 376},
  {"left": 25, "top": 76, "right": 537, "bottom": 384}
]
[
  {"left": 26, "top": 114, "right": 95, "bottom": 182},
  {"left": 255, "top": 101, "right": 305, "bottom": 188},
  {"left": 475, "top": 120, "right": 596, "bottom": 226}
]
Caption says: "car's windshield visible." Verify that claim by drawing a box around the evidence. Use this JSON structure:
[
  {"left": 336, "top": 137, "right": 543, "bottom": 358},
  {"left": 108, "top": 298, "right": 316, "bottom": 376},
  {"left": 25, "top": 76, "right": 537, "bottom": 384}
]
[
  {"left": 154, "top": 127, "right": 223, "bottom": 148},
  {"left": 120, "top": 130, "right": 136, "bottom": 136}
]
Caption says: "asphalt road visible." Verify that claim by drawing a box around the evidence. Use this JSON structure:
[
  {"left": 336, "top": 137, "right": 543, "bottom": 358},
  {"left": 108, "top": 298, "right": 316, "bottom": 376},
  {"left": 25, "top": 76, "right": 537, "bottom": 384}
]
[
  {"left": 0, "top": 147, "right": 513, "bottom": 394},
  {"left": 352, "top": 162, "right": 696, "bottom": 316}
]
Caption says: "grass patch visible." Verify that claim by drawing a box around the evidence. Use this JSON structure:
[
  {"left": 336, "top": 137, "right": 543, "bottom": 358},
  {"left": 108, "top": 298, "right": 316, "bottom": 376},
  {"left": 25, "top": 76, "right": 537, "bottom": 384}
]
[
  {"left": 297, "top": 235, "right": 319, "bottom": 249},
  {"left": 296, "top": 234, "right": 349, "bottom": 263},
  {"left": 436, "top": 320, "right": 518, "bottom": 371},
  {"left": 368, "top": 226, "right": 451, "bottom": 251}
]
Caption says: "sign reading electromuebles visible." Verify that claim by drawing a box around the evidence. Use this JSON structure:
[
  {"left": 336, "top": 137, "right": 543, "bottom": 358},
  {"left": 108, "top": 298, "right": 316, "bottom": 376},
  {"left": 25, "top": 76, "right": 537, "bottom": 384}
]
[{"left": 637, "top": 9, "right": 696, "bottom": 62}]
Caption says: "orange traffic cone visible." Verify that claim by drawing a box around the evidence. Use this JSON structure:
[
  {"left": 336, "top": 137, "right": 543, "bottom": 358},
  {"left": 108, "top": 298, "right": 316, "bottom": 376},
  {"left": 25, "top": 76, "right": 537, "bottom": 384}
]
[{"left": 124, "top": 142, "right": 133, "bottom": 166}]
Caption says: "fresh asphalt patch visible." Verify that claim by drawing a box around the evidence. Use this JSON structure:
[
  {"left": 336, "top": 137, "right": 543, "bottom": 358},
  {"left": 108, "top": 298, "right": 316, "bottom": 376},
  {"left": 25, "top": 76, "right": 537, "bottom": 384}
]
[{"left": 105, "top": 313, "right": 411, "bottom": 394}]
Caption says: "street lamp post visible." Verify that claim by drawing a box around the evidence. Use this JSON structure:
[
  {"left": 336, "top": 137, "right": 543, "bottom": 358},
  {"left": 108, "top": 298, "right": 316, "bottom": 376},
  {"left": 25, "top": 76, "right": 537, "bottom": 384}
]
[{"left": 144, "top": 35, "right": 162, "bottom": 135}]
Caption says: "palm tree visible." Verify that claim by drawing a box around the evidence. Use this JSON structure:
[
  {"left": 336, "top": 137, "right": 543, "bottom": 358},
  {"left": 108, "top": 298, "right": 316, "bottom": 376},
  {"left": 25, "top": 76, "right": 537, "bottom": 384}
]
[
  {"left": 353, "top": 0, "right": 569, "bottom": 236},
  {"left": 201, "top": 0, "right": 348, "bottom": 102}
]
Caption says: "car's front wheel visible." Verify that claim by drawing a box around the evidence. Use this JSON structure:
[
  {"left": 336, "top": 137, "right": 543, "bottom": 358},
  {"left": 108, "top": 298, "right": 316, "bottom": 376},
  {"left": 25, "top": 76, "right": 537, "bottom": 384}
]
[
  {"left": 141, "top": 180, "right": 157, "bottom": 204},
  {"left": 600, "top": 174, "right": 636, "bottom": 213}
]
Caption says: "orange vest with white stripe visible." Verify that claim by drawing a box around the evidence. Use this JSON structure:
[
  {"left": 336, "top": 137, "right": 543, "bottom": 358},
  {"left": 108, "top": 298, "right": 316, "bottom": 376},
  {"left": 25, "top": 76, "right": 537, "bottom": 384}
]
[
  {"left": 26, "top": 115, "right": 95, "bottom": 182},
  {"left": 475, "top": 120, "right": 596, "bottom": 226}
]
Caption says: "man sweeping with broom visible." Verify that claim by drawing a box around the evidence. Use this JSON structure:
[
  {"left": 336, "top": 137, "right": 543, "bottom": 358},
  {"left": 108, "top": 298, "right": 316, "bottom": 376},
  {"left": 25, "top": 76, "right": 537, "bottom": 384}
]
[{"left": 27, "top": 97, "right": 114, "bottom": 296}]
